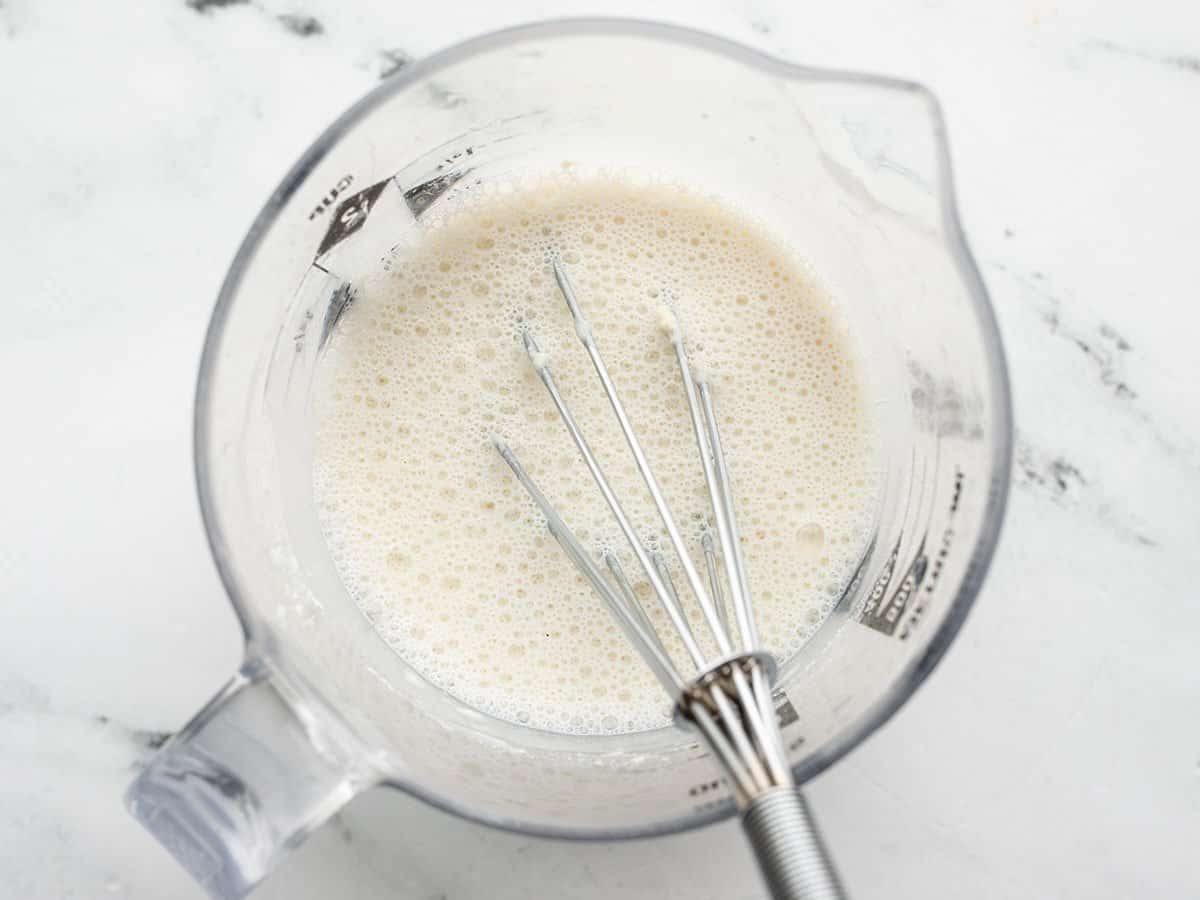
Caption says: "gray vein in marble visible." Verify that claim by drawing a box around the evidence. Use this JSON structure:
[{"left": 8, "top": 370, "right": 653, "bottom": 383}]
[
  {"left": 186, "top": 0, "right": 247, "bottom": 11},
  {"left": 993, "top": 262, "right": 1200, "bottom": 473},
  {"left": 1013, "top": 435, "right": 1158, "bottom": 548},
  {"left": 0, "top": 673, "right": 51, "bottom": 716},
  {"left": 427, "top": 81, "right": 467, "bottom": 109},
  {"left": 185, "top": 0, "right": 326, "bottom": 41},
  {"left": 0, "top": 0, "right": 16, "bottom": 38},
  {"left": 278, "top": 13, "right": 323, "bottom": 38},
  {"left": 908, "top": 359, "right": 984, "bottom": 439},
  {"left": 1037, "top": 291, "right": 1136, "bottom": 400},
  {"left": 1, "top": 675, "right": 172, "bottom": 768},
  {"left": 1085, "top": 39, "right": 1200, "bottom": 75},
  {"left": 776, "top": 89, "right": 939, "bottom": 237},
  {"left": 329, "top": 813, "right": 355, "bottom": 845},
  {"left": 842, "top": 119, "right": 935, "bottom": 193},
  {"left": 94, "top": 715, "right": 173, "bottom": 756},
  {"left": 379, "top": 48, "right": 413, "bottom": 80}
]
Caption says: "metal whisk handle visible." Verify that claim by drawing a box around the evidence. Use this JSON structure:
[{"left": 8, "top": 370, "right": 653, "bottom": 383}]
[{"left": 742, "top": 788, "right": 848, "bottom": 900}]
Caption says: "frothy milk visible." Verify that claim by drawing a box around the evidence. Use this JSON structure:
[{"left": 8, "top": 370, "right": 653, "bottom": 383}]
[{"left": 312, "top": 176, "right": 878, "bottom": 734}]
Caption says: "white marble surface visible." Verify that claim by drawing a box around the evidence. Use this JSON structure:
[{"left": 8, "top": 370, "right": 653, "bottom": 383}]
[{"left": 2, "top": 0, "right": 1199, "bottom": 897}]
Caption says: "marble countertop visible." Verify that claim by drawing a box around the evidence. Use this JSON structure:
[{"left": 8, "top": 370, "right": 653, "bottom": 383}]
[{"left": 2, "top": 0, "right": 1198, "bottom": 897}]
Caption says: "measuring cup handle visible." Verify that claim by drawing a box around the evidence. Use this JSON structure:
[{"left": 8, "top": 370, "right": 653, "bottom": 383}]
[
  {"left": 742, "top": 787, "right": 848, "bottom": 900},
  {"left": 125, "top": 657, "right": 376, "bottom": 900}
]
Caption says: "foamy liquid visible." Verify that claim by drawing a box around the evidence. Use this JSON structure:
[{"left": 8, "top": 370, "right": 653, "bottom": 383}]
[{"left": 312, "top": 175, "right": 878, "bottom": 734}]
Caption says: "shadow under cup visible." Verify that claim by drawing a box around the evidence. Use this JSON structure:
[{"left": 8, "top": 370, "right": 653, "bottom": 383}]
[{"left": 129, "top": 20, "right": 1011, "bottom": 900}]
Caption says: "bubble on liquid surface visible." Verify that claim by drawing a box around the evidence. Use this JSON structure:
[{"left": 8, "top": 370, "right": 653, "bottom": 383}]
[
  {"left": 311, "top": 173, "right": 879, "bottom": 735},
  {"left": 797, "top": 522, "right": 825, "bottom": 556}
]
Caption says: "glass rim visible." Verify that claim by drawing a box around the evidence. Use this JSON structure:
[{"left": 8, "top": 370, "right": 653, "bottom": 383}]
[{"left": 193, "top": 17, "right": 1014, "bottom": 841}]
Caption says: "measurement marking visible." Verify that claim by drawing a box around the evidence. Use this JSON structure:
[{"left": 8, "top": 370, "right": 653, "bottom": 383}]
[{"left": 308, "top": 174, "right": 354, "bottom": 221}]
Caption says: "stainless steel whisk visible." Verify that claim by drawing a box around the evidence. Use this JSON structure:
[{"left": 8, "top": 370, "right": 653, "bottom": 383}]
[{"left": 493, "top": 260, "right": 847, "bottom": 900}]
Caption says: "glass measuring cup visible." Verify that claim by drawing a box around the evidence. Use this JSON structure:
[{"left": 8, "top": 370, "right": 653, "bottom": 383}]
[{"left": 126, "top": 20, "right": 1012, "bottom": 899}]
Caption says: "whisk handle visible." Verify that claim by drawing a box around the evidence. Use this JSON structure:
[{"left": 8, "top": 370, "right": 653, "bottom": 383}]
[{"left": 742, "top": 787, "right": 848, "bottom": 900}]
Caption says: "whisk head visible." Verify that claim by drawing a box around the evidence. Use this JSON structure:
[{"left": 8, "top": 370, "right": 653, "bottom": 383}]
[{"left": 493, "top": 259, "right": 794, "bottom": 804}]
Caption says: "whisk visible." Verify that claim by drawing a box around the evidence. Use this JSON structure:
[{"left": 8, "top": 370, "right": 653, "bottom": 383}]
[{"left": 492, "top": 260, "right": 848, "bottom": 900}]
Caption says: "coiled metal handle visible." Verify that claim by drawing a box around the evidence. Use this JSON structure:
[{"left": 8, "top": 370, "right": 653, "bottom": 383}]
[{"left": 742, "top": 788, "right": 848, "bottom": 900}]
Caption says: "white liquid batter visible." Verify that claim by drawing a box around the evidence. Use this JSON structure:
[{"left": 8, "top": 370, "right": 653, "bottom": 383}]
[{"left": 312, "top": 175, "right": 878, "bottom": 734}]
